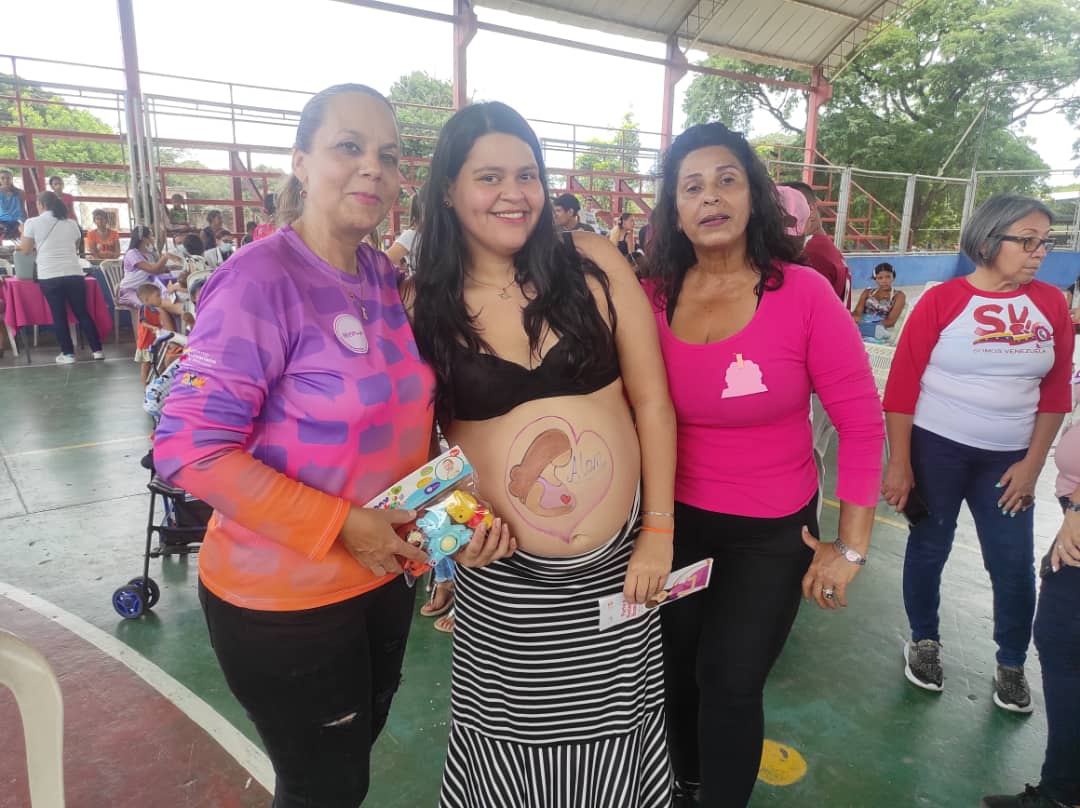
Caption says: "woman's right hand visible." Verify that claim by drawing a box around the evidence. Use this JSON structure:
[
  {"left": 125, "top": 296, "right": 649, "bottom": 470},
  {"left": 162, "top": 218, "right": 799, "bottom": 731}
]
[
  {"left": 454, "top": 517, "right": 517, "bottom": 568},
  {"left": 339, "top": 506, "right": 428, "bottom": 577},
  {"left": 882, "top": 458, "right": 914, "bottom": 512}
]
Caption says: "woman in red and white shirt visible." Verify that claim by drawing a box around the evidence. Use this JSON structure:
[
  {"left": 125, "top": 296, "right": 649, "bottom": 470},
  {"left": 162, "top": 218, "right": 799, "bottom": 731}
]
[{"left": 883, "top": 194, "right": 1072, "bottom": 713}]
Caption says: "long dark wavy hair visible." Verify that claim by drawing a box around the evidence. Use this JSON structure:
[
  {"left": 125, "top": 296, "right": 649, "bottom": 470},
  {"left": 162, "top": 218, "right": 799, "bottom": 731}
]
[
  {"left": 412, "top": 101, "right": 615, "bottom": 425},
  {"left": 643, "top": 122, "right": 801, "bottom": 318}
]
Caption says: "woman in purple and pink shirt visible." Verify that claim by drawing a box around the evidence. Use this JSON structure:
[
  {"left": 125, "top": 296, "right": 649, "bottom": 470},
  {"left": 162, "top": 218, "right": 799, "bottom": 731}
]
[{"left": 644, "top": 122, "right": 884, "bottom": 807}]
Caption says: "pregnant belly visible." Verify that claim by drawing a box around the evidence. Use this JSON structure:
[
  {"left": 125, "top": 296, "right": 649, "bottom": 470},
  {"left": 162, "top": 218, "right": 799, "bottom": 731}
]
[{"left": 448, "top": 386, "right": 641, "bottom": 557}]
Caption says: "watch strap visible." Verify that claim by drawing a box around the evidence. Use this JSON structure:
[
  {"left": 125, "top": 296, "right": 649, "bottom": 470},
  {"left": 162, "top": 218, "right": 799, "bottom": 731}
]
[{"left": 834, "top": 537, "right": 867, "bottom": 565}]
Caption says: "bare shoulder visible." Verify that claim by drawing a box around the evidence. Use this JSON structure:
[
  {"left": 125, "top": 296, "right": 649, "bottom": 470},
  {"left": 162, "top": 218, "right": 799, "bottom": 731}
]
[{"left": 569, "top": 230, "right": 636, "bottom": 286}]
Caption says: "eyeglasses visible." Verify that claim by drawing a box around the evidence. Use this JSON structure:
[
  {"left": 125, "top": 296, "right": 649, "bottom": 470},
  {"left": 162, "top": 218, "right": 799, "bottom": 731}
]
[{"left": 998, "top": 235, "right": 1055, "bottom": 254}]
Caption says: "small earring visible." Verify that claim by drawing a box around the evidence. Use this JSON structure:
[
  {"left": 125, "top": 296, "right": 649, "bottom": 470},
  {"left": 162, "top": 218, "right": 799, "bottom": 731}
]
[
  {"left": 301, "top": 188, "right": 308, "bottom": 199},
  {"left": 443, "top": 200, "right": 451, "bottom": 208}
]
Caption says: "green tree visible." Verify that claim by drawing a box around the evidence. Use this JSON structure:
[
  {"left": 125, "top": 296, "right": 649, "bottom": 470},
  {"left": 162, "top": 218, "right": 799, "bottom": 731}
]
[
  {"left": 0, "top": 74, "right": 126, "bottom": 181},
  {"left": 387, "top": 71, "right": 455, "bottom": 162},
  {"left": 682, "top": 0, "right": 1080, "bottom": 241},
  {"left": 573, "top": 112, "right": 643, "bottom": 212}
]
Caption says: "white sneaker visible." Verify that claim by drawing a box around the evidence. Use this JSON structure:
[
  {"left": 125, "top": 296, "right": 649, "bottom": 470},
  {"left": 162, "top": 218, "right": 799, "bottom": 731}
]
[
  {"left": 55, "top": 354, "right": 76, "bottom": 365},
  {"left": 92, "top": 351, "right": 105, "bottom": 360}
]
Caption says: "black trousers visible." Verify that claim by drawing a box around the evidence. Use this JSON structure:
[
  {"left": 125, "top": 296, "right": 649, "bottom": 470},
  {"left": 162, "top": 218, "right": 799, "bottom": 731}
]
[
  {"left": 661, "top": 496, "right": 817, "bottom": 808},
  {"left": 199, "top": 578, "right": 416, "bottom": 808},
  {"left": 38, "top": 274, "right": 102, "bottom": 355}
]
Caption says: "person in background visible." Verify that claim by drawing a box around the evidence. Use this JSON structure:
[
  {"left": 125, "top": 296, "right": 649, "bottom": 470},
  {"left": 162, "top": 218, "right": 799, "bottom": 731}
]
[
  {"left": 882, "top": 194, "right": 1072, "bottom": 714},
  {"left": 386, "top": 189, "right": 422, "bottom": 274},
  {"left": 776, "top": 184, "right": 810, "bottom": 240},
  {"left": 135, "top": 282, "right": 183, "bottom": 333},
  {"left": 201, "top": 209, "right": 227, "bottom": 252},
  {"left": 552, "top": 192, "right": 595, "bottom": 232},
  {"left": 609, "top": 211, "right": 637, "bottom": 263},
  {"left": 85, "top": 209, "right": 121, "bottom": 259},
  {"left": 152, "top": 83, "right": 459, "bottom": 808},
  {"left": 780, "top": 180, "right": 851, "bottom": 308},
  {"left": 252, "top": 193, "right": 277, "bottom": 241},
  {"left": 0, "top": 169, "right": 27, "bottom": 240},
  {"left": 121, "top": 225, "right": 182, "bottom": 382},
  {"left": 981, "top": 416, "right": 1080, "bottom": 808},
  {"left": 167, "top": 194, "right": 193, "bottom": 235},
  {"left": 853, "top": 262, "right": 907, "bottom": 341},
  {"left": 241, "top": 220, "right": 257, "bottom": 246},
  {"left": 644, "top": 122, "right": 883, "bottom": 808},
  {"left": 17, "top": 190, "right": 104, "bottom": 364},
  {"left": 48, "top": 176, "right": 75, "bottom": 216}
]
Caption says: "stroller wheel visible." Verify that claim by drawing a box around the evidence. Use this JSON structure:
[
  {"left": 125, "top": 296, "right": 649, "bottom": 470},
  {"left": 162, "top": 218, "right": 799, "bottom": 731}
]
[
  {"left": 128, "top": 576, "right": 160, "bottom": 608},
  {"left": 112, "top": 585, "right": 146, "bottom": 619}
]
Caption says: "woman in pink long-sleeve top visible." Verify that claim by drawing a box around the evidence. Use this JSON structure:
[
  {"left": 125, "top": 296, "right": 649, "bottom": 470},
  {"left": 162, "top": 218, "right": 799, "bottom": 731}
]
[{"left": 643, "top": 122, "right": 884, "bottom": 808}]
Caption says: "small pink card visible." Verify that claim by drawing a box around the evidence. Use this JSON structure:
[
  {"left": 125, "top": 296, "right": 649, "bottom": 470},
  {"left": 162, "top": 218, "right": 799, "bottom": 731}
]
[{"left": 596, "top": 558, "right": 714, "bottom": 631}]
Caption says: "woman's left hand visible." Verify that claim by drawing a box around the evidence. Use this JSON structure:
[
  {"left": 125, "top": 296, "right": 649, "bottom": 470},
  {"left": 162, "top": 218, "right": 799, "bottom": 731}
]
[
  {"left": 800, "top": 527, "right": 862, "bottom": 610},
  {"left": 996, "top": 459, "right": 1041, "bottom": 515},
  {"left": 454, "top": 517, "right": 517, "bottom": 568},
  {"left": 624, "top": 536, "right": 673, "bottom": 604}
]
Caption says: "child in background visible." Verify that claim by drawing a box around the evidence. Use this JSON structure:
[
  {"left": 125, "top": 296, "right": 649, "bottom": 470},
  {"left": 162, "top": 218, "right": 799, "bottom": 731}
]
[{"left": 136, "top": 283, "right": 185, "bottom": 333}]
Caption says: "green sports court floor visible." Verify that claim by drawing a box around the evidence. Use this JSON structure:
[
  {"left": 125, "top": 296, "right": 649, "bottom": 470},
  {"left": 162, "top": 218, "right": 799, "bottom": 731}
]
[{"left": 0, "top": 340, "right": 1061, "bottom": 807}]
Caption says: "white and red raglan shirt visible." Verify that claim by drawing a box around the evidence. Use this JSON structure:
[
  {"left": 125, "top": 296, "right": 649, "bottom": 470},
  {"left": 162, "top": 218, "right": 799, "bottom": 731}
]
[{"left": 883, "top": 277, "right": 1074, "bottom": 451}]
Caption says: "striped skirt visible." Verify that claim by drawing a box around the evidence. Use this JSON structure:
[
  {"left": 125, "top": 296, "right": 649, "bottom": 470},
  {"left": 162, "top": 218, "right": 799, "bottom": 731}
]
[{"left": 439, "top": 505, "right": 672, "bottom": 808}]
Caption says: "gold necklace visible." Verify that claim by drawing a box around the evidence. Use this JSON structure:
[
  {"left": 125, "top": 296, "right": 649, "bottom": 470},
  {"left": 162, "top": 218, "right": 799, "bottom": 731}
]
[{"left": 466, "top": 272, "right": 517, "bottom": 300}]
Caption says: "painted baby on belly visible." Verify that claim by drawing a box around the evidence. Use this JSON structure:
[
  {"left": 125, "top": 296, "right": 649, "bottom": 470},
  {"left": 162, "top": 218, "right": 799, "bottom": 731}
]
[{"left": 506, "top": 415, "right": 615, "bottom": 541}]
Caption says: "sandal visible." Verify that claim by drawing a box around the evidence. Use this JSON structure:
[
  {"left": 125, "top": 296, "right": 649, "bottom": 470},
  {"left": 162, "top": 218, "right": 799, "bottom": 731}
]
[
  {"left": 434, "top": 611, "right": 455, "bottom": 634},
  {"left": 420, "top": 580, "right": 454, "bottom": 618}
]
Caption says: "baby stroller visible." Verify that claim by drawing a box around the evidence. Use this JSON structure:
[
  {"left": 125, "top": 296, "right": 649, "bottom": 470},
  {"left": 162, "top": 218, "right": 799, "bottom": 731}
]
[{"left": 112, "top": 331, "right": 212, "bottom": 619}]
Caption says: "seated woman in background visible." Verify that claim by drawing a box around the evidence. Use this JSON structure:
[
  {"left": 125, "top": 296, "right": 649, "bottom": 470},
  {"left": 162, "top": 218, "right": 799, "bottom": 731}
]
[
  {"left": 86, "top": 209, "right": 121, "bottom": 259},
  {"left": 120, "top": 225, "right": 181, "bottom": 381},
  {"left": 386, "top": 189, "right": 422, "bottom": 274},
  {"left": 609, "top": 211, "right": 637, "bottom": 263},
  {"left": 853, "top": 262, "right": 906, "bottom": 341}
]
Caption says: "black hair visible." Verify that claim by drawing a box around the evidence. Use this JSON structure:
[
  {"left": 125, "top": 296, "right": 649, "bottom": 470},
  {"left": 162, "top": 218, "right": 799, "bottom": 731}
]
[
  {"left": 206, "top": 209, "right": 222, "bottom": 224},
  {"left": 48, "top": 175, "right": 63, "bottom": 188},
  {"left": 617, "top": 212, "right": 633, "bottom": 227},
  {"left": 644, "top": 122, "right": 801, "bottom": 318},
  {"left": 181, "top": 233, "right": 204, "bottom": 255},
  {"left": 263, "top": 192, "right": 276, "bottom": 216},
  {"left": 874, "top": 262, "right": 896, "bottom": 277},
  {"left": 412, "top": 102, "right": 615, "bottom": 426},
  {"left": 37, "top": 190, "right": 68, "bottom": 220},
  {"left": 91, "top": 208, "right": 108, "bottom": 221},
  {"left": 128, "top": 225, "right": 154, "bottom": 253},
  {"left": 552, "top": 192, "right": 581, "bottom": 214}
]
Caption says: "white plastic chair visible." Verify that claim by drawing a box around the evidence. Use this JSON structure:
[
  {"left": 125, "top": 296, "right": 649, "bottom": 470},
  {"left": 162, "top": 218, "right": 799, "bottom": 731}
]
[
  {"left": 0, "top": 630, "right": 66, "bottom": 807},
  {"left": 864, "top": 281, "right": 941, "bottom": 395},
  {"left": 99, "top": 258, "right": 131, "bottom": 345}
]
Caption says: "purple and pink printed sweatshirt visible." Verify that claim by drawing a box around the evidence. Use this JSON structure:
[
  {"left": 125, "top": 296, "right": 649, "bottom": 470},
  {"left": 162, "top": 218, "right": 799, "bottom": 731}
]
[
  {"left": 153, "top": 227, "right": 435, "bottom": 611},
  {"left": 648, "top": 263, "right": 884, "bottom": 518}
]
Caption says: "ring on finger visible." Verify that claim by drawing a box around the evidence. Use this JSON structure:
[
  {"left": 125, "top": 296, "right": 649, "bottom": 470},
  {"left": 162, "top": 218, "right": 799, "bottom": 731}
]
[{"left": 822, "top": 587, "right": 835, "bottom": 600}]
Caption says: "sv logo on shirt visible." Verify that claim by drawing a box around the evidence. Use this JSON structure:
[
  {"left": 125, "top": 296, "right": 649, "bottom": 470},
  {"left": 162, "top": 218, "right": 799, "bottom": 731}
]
[
  {"left": 334, "top": 314, "right": 369, "bottom": 354},
  {"left": 972, "top": 304, "right": 1051, "bottom": 347}
]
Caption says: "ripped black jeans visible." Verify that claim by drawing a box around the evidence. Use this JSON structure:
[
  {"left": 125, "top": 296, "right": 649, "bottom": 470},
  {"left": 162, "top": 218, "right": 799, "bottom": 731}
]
[{"left": 199, "top": 577, "right": 416, "bottom": 807}]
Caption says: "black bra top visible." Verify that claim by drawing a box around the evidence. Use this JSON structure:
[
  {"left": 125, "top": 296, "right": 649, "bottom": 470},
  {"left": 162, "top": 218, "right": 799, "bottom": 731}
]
[{"left": 449, "top": 336, "right": 620, "bottom": 421}]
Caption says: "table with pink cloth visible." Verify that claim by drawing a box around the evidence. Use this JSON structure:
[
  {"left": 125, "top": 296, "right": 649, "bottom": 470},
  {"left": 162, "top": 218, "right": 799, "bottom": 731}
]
[{"left": 1, "top": 276, "right": 113, "bottom": 358}]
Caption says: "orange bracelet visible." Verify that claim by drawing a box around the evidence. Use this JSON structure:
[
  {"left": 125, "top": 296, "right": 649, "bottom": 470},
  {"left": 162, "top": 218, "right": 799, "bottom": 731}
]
[{"left": 639, "top": 525, "right": 674, "bottom": 535}]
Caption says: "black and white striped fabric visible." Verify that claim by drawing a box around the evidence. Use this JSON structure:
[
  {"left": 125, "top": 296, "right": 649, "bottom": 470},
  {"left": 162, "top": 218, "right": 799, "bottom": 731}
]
[{"left": 440, "top": 500, "right": 672, "bottom": 808}]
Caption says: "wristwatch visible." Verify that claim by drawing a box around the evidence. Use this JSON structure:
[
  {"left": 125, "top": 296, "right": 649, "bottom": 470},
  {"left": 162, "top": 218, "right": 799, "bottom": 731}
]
[
  {"left": 1065, "top": 500, "right": 1080, "bottom": 514},
  {"left": 834, "top": 538, "right": 867, "bottom": 565}
]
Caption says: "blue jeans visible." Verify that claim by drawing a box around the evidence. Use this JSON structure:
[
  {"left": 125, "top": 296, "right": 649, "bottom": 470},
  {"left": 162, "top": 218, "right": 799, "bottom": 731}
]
[
  {"left": 1035, "top": 560, "right": 1080, "bottom": 803},
  {"left": 903, "top": 426, "right": 1036, "bottom": 667}
]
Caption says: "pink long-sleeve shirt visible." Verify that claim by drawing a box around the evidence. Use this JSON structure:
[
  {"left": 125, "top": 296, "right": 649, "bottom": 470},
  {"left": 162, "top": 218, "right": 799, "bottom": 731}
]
[{"left": 649, "top": 263, "right": 884, "bottom": 518}]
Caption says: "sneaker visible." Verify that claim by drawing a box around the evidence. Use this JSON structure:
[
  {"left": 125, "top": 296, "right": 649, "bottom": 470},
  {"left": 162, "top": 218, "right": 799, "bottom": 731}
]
[
  {"left": 55, "top": 354, "right": 76, "bottom": 365},
  {"left": 993, "top": 665, "right": 1033, "bottom": 713},
  {"left": 981, "top": 784, "right": 1066, "bottom": 807},
  {"left": 92, "top": 351, "right": 105, "bottom": 360},
  {"left": 904, "top": 639, "right": 944, "bottom": 691}
]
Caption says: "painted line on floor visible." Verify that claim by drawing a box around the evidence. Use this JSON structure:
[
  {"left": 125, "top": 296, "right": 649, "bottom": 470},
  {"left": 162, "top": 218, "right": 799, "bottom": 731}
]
[
  {"left": 3, "top": 434, "right": 150, "bottom": 458},
  {"left": 821, "top": 496, "right": 909, "bottom": 531},
  {"left": 0, "top": 582, "right": 274, "bottom": 793}
]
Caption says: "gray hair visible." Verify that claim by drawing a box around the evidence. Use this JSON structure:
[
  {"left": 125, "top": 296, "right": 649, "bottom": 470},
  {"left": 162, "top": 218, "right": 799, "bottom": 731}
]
[{"left": 961, "top": 194, "right": 1054, "bottom": 266}]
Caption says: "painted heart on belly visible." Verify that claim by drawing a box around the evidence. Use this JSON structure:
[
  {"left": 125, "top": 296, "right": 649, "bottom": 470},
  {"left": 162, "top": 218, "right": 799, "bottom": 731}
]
[{"left": 505, "top": 415, "right": 615, "bottom": 542}]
